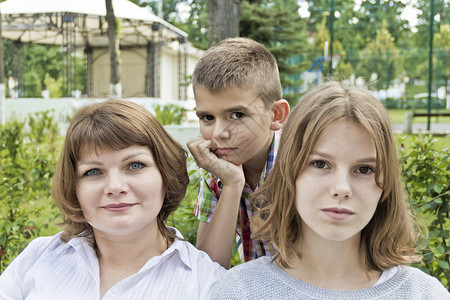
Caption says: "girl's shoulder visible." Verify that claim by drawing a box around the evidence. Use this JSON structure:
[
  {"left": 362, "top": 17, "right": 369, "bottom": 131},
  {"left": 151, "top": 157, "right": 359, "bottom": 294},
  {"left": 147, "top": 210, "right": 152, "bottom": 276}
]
[{"left": 399, "top": 266, "right": 449, "bottom": 297}]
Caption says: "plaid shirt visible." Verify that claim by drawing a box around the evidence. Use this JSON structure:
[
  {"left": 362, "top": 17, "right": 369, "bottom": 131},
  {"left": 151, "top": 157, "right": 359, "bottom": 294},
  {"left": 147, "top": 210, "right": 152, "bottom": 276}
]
[{"left": 194, "top": 131, "right": 280, "bottom": 263}]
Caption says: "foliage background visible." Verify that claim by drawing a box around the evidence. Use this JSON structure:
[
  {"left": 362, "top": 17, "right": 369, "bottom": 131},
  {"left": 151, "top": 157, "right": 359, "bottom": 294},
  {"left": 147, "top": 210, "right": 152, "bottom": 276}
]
[
  {"left": 129, "top": 0, "right": 449, "bottom": 105},
  {"left": 1, "top": 0, "right": 447, "bottom": 106}
]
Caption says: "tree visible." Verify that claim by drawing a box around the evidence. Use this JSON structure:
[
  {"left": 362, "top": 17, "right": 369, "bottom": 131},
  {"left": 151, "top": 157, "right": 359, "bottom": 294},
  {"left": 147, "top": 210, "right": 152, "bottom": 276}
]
[
  {"left": 0, "top": 10, "right": 5, "bottom": 125},
  {"left": 413, "top": 0, "right": 449, "bottom": 93},
  {"left": 132, "top": 0, "right": 184, "bottom": 23},
  {"left": 309, "top": 17, "right": 353, "bottom": 77},
  {"left": 305, "top": 0, "right": 365, "bottom": 51},
  {"left": 413, "top": 0, "right": 449, "bottom": 48},
  {"left": 105, "top": 0, "right": 122, "bottom": 98},
  {"left": 357, "top": 22, "right": 402, "bottom": 90},
  {"left": 358, "top": 0, "right": 408, "bottom": 44},
  {"left": 240, "top": 0, "right": 308, "bottom": 104},
  {"left": 207, "top": 0, "right": 240, "bottom": 46}
]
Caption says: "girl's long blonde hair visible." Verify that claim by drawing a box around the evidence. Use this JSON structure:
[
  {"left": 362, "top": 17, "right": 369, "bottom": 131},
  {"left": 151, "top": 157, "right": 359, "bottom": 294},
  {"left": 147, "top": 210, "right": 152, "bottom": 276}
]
[{"left": 251, "top": 81, "right": 421, "bottom": 270}]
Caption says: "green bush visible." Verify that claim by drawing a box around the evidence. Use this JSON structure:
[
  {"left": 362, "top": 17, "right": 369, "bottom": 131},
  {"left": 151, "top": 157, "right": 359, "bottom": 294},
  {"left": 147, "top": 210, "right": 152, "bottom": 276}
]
[
  {"left": 166, "top": 155, "right": 200, "bottom": 245},
  {"left": 0, "top": 113, "right": 60, "bottom": 273},
  {"left": 399, "top": 134, "right": 449, "bottom": 289},
  {"left": 24, "top": 70, "right": 42, "bottom": 98},
  {"left": 43, "top": 74, "right": 63, "bottom": 98},
  {"left": 381, "top": 97, "right": 447, "bottom": 110},
  {"left": 153, "top": 104, "right": 186, "bottom": 125}
]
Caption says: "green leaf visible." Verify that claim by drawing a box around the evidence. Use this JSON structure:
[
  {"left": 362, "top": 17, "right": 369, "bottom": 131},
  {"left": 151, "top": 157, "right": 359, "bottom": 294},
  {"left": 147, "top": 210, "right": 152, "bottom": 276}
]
[
  {"left": 436, "top": 245, "right": 445, "bottom": 254},
  {"left": 434, "top": 197, "right": 443, "bottom": 204},
  {"left": 433, "top": 184, "right": 442, "bottom": 194},
  {"left": 437, "top": 260, "right": 450, "bottom": 270}
]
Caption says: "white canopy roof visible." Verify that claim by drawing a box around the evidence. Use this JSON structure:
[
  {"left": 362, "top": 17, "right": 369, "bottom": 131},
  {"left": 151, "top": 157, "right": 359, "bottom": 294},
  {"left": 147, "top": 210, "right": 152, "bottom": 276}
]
[{"left": 0, "top": 0, "right": 187, "bottom": 47}]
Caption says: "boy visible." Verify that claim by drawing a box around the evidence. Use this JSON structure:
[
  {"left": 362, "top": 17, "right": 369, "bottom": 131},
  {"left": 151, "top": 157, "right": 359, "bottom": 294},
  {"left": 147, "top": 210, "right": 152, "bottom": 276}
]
[{"left": 187, "top": 38, "right": 290, "bottom": 269}]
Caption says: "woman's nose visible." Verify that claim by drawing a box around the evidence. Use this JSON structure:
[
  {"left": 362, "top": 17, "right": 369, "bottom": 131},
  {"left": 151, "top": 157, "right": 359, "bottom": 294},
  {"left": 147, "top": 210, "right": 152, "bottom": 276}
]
[{"left": 104, "top": 171, "right": 129, "bottom": 196}]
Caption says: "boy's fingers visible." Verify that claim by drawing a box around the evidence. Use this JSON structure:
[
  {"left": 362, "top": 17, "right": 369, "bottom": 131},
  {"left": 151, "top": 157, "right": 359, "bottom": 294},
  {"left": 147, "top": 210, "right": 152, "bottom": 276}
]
[
  {"left": 187, "top": 138, "right": 217, "bottom": 168},
  {"left": 186, "top": 136, "right": 204, "bottom": 146}
]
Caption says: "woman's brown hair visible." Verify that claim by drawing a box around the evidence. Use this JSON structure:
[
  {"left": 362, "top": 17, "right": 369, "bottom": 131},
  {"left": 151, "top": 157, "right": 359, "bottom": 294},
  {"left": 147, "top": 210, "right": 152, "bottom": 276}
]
[
  {"left": 251, "top": 81, "right": 421, "bottom": 271},
  {"left": 52, "top": 100, "right": 189, "bottom": 247}
]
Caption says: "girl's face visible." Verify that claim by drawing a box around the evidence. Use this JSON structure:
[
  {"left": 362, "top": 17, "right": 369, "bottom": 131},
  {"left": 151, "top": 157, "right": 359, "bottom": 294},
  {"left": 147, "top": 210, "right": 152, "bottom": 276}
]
[
  {"left": 75, "top": 145, "right": 165, "bottom": 239},
  {"left": 295, "top": 120, "right": 383, "bottom": 244}
]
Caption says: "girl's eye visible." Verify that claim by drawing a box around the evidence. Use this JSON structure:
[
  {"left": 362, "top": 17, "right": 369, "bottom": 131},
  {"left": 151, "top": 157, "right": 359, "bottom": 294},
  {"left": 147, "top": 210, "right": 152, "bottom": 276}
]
[
  {"left": 129, "top": 162, "right": 144, "bottom": 170},
  {"left": 356, "top": 166, "right": 375, "bottom": 174},
  {"left": 201, "top": 115, "right": 214, "bottom": 122},
  {"left": 231, "top": 112, "right": 244, "bottom": 120},
  {"left": 312, "top": 160, "right": 329, "bottom": 169},
  {"left": 84, "top": 169, "right": 100, "bottom": 176}
]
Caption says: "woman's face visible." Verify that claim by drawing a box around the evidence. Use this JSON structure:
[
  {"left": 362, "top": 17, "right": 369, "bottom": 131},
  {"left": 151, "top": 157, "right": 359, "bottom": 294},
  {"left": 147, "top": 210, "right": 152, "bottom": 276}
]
[
  {"left": 75, "top": 145, "right": 165, "bottom": 239},
  {"left": 295, "top": 120, "right": 383, "bottom": 244}
]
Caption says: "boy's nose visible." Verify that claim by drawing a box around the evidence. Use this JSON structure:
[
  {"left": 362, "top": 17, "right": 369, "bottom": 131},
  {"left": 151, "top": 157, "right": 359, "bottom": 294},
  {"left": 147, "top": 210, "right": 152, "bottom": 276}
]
[
  {"left": 104, "top": 171, "right": 129, "bottom": 196},
  {"left": 330, "top": 171, "right": 352, "bottom": 199},
  {"left": 212, "top": 121, "right": 231, "bottom": 140}
]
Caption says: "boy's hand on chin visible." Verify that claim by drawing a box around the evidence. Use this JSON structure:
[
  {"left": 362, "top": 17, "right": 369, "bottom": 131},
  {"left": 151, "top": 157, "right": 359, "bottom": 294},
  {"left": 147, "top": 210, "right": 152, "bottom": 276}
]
[{"left": 187, "top": 136, "right": 244, "bottom": 186}]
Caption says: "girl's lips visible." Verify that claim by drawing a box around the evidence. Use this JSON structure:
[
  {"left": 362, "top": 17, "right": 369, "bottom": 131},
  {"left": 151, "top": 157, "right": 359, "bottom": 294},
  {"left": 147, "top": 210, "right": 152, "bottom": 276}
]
[
  {"left": 103, "top": 203, "right": 136, "bottom": 212},
  {"left": 322, "top": 207, "right": 354, "bottom": 221}
]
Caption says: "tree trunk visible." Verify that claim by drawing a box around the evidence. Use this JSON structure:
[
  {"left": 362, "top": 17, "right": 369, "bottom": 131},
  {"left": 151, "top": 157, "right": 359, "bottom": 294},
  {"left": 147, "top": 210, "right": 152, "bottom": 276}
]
[
  {"left": 207, "top": 0, "right": 240, "bottom": 46},
  {"left": 105, "top": 0, "right": 122, "bottom": 98}
]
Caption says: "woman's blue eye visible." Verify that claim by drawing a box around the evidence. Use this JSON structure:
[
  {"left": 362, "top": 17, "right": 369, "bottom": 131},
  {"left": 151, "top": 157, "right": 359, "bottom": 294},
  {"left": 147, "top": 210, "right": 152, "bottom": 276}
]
[
  {"left": 129, "top": 162, "right": 143, "bottom": 170},
  {"left": 231, "top": 112, "right": 244, "bottom": 119},
  {"left": 85, "top": 169, "right": 100, "bottom": 176},
  {"left": 357, "top": 166, "right": 375, "bottom": 174},
  {"left": 312, "top": 160, "right": 329, "bottom": 169}
]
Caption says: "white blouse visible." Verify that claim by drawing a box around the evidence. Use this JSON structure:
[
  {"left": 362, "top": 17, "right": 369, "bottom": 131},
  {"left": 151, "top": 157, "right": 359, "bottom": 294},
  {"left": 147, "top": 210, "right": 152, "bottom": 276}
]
[{"left": 0, "top": 228, "right": 225, "bottom": 299}]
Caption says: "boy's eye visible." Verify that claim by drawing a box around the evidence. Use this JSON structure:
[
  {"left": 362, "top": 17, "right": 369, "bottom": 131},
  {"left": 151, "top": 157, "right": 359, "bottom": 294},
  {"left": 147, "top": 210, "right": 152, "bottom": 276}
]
[
  {"left": 312, "top": 160, "right": 329, "bottom": 169},
  {"left": 356, "top": 166, "right": 375, "bottom": 174},
  {"left": 84, "top": 169, "right": 101, "bottom": 176},
  {"left": 129, "top": 162, "right": 144, "bottom": 170},
  {"left": 201, "top": 115, "right": 214, "bottom": 122},
  {"left": 231, "top": 112, "right": 244, "bottom": 120}
]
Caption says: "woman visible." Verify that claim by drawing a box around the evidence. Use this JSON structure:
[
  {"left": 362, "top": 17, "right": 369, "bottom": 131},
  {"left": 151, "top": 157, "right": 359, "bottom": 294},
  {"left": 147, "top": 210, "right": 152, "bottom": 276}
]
[{"left": 0, "top": 100, "right": 224, "bottom": 299}]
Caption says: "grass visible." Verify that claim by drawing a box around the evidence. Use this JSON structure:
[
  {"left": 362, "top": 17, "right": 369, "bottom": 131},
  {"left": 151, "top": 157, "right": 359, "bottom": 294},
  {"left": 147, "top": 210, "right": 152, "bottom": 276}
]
[{"left": 388, "top": 109, "right": 450, "bottom": 124}]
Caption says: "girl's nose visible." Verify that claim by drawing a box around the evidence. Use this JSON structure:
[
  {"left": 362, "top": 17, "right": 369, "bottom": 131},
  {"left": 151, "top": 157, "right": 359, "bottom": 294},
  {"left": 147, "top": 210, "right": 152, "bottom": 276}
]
[{"left": 330, "top": 171, "right": 352, "bottom": 200}]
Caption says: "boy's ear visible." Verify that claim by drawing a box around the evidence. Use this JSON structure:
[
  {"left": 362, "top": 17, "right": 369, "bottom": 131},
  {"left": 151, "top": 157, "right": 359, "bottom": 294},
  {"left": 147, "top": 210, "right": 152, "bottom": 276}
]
[{"left": 270, "top": 99, "right": 290, "bottom": 131}]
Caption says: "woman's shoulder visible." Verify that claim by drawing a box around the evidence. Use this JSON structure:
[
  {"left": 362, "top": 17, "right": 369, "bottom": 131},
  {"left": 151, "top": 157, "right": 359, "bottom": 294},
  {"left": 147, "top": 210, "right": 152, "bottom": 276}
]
[
  {"left": 15, "top": 233, "right": 66, "bottom": 258},
  {"left": 0, "top": 233, "right": 67, "bottom": 283},
  {"left": 166, "top": 228, "right": 225, "bottom": 273}
]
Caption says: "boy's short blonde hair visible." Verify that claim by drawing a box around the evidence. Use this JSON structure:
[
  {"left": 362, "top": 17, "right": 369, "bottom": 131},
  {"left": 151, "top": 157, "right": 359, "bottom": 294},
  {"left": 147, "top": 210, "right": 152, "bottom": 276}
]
[
  {"left": 252, "top": 81, "right": 420, "bottom": 271},
  {"left": 192, "top": 37, "right": 282, "bottom": 108},
  {"left": 52, "top": 100, "right": 189, "bottom": 247}
]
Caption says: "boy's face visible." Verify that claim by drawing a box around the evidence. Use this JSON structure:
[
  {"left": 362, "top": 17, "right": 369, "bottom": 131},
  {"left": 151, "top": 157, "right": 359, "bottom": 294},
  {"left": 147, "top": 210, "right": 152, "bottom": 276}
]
[{"left": 194, "top": 86, "right": 275, "bottom": 167}]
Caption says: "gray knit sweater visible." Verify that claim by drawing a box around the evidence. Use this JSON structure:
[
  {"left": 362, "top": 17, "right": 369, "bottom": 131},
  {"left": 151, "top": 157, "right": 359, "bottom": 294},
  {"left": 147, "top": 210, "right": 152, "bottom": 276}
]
[{"left": 211, "top": 256, "right": 449, "bottom": 299}]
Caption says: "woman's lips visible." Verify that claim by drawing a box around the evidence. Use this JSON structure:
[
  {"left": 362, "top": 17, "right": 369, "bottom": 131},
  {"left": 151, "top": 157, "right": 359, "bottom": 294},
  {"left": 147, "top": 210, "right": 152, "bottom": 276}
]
[
  {"left": 103, "top": 203, "right": 136, "bottom": 212},
  {"left": 322, "top": 207, "right": 354, "bottom": 221}
]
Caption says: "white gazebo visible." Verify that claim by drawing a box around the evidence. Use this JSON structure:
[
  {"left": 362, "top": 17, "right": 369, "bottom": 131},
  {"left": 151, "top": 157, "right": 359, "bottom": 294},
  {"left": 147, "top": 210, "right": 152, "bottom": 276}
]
[{"left": 0, "top": 0, "right": 194, "bottom": 99}]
